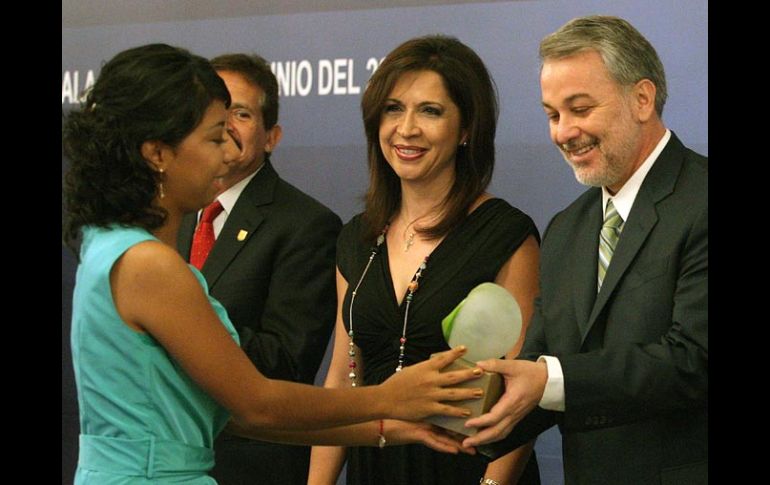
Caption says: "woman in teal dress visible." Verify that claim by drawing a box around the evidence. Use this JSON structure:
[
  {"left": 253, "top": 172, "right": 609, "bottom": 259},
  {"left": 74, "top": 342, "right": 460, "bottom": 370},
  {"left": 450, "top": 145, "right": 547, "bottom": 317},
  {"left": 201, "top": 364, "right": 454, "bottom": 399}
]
[{"left": 63, "top": 44, "right": 483, "bottom": 484}]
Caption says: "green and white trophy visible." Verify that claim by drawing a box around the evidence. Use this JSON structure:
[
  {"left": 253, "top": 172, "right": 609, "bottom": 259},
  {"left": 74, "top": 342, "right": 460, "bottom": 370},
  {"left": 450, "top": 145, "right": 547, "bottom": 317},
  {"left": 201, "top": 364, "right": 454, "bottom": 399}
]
[{"left": 427, "top": 282, "right": 522, "bottom": 436}]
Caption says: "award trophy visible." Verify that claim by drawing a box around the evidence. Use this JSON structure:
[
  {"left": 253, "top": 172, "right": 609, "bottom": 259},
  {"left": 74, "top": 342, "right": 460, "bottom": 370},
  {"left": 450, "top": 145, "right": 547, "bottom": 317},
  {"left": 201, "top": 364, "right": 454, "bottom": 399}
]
[{"left": 427, "top": 282, "right": 522, "bottom": 436}]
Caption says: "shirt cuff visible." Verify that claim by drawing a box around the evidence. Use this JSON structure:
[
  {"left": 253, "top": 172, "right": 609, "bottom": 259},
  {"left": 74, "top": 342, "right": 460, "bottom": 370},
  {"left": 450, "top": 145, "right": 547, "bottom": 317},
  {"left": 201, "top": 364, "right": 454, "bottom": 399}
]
[{"left": 537, "top": 355, "right": 565, "bottom": 412}]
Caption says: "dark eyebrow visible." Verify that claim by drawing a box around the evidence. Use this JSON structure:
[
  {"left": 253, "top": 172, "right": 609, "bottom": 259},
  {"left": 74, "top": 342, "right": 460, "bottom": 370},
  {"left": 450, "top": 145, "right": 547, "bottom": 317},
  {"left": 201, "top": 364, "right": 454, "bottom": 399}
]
[
  {"left": 229, "top": 102, "right": 257, "bottom": 112},
  {"left": 385, "top": 98, "right": 444, "bottom": 108}
]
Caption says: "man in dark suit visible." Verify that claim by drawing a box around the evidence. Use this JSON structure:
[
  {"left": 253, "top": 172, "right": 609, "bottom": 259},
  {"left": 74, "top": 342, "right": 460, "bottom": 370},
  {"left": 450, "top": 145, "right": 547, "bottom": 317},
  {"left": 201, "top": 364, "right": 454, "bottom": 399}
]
[
  {"left": 463, "top": 16, "right": 707, "bottom": 485},
  {"left": 178, "top": 54, "right": 342, "bottom": 484}
]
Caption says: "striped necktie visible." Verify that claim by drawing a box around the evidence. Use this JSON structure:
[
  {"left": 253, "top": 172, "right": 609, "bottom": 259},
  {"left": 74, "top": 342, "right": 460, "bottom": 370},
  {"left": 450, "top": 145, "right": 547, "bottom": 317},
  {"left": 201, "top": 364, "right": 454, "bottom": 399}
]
[{"left": 597, "top": 199, "right": 624, "bottom": 291}]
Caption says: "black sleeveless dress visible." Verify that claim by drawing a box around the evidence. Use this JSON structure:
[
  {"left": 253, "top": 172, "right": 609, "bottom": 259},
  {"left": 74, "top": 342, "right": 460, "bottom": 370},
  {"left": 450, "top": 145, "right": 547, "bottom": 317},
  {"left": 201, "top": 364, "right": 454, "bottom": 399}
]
[{"left": 337, "top": 198, "right": 542, "bottom": 485}]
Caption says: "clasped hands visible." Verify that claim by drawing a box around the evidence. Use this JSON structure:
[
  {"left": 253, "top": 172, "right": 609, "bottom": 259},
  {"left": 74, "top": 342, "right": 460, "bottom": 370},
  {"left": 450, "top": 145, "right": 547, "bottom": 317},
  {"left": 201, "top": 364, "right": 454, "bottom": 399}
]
[
  {"left": 461, "top": 358, "right": 548, "bottom": 448},
  {"left": 384, "top": 350, "right": 548, "bottom": 453}
]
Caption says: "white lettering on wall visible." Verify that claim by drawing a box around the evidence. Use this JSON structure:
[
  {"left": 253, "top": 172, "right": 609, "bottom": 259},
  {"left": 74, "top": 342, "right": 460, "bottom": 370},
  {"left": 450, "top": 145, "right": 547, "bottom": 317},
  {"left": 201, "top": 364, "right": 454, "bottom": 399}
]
[
  {"left": 273, "top": 61, "right": 292, "bottom": 97},
  {"left": 318, "top": 59, "right": 333, "bottom": 96},
  {"left": 295, "top": 60, "right": 313, "bottom": 96},
  {"left": 365, "top": 57, "right": 386, "bottom": 78},
  {"left": 272, "top": 58, "right": 365, "bottom": 97},
  {"left": 61, "top": 55, "right": 386, "bottom": 105},
  {"left": 62, "top": 70, "right": 96, "bottom": 105}
]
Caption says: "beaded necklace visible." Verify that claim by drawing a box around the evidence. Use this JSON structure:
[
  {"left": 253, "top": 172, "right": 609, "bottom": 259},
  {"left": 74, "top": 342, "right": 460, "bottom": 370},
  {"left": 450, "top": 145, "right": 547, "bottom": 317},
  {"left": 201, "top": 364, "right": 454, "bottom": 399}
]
[{"left": 347, "top": 225, "right": 429, "bottom": 387}]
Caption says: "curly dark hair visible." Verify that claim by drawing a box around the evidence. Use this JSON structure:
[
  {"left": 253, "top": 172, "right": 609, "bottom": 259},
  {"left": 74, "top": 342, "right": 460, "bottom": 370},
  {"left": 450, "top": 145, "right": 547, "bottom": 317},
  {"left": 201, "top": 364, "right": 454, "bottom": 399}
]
[
  {"left": 360, "top": 35, "right": 498, "bottom": 244},
  {"left": 62, "top": 43, "right": 230, "bottom": 252}
]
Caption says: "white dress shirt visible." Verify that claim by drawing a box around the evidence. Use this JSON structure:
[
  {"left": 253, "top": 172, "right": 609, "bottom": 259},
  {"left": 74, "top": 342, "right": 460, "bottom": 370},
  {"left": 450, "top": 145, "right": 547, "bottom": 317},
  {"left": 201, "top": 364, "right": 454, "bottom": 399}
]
[
  {"left": 538, "top": 130, "right": 671, "bottom": 412},
  {"left": 200, "top": 164, "right": 263, "bottom": 239}
]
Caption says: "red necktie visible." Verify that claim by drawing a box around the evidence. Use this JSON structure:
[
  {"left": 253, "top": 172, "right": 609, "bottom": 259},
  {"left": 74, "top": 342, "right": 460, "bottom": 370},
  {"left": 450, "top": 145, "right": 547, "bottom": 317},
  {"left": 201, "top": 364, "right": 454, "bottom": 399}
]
[{"left": 190, "top": 199, "right": 224, "bottom": 270}]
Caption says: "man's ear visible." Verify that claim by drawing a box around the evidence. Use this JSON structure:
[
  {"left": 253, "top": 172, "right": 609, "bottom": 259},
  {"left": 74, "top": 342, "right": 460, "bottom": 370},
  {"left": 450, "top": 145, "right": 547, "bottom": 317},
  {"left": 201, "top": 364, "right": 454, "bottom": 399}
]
[
  {"left": 140, "top": 140, "right": 167, "bottom": 172},
  {"left": 265, "top": 124, "right": 283, "bottom": 154},
  {"left": 632, "top": 79, "right": 658, "bottom": 123}
]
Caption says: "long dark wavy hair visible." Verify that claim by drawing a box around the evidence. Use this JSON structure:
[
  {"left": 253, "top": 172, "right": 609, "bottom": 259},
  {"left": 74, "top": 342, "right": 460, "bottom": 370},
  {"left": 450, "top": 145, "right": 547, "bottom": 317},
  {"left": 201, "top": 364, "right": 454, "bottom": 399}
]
[
  {"left": 360, "top": 35, "right": 498, "bottom": 243},
  {"left": 62, "top": 43, "right": 230, "bottom": 253}
]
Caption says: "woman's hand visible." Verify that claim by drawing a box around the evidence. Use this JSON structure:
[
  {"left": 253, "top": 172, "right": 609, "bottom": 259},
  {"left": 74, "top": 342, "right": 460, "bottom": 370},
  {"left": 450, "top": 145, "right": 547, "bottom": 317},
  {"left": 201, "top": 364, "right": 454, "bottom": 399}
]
[
  {"left": 383, "top": 419, "right": 476, "bottom": 455},
  {"left": 380, "top": 346, "right": 483, "bottom": 421}
]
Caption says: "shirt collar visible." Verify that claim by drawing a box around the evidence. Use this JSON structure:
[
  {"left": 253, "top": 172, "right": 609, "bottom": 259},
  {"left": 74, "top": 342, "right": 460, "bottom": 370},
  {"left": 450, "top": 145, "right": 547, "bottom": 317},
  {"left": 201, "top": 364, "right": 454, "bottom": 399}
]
[
  {"left": 602, "top": 129, "right": 671, "bottom": 220},
  {"left": 211, "top": 163, "right": 264, "bottom": 217}
]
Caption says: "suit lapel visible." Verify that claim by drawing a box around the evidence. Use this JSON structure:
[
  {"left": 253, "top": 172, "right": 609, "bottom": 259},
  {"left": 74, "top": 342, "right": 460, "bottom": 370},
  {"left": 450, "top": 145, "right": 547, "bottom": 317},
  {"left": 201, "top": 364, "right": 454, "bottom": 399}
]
[
  {"left": 201, "top": 161, "right": 278, "bottom": 288},
  {"left": 177, "top": 212, "right": 197, "bottom": 260},
  {"left": 573, "top": 194, "right": 602, "bottom": 340},
  {"left": 580, "top": 133, "right": 684, "bottom": 345}
]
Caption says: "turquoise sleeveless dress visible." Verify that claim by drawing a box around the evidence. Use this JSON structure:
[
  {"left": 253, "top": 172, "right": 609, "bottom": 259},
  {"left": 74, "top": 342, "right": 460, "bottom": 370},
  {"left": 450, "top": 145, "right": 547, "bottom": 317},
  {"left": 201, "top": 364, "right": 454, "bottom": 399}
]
[{"left": 71, "top": 225, "right": 240, "bottom": 484}]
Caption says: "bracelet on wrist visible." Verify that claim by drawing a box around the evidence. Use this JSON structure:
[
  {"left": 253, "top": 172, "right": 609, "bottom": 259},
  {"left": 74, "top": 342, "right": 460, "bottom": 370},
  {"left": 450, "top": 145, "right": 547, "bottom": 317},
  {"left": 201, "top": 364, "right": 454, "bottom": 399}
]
[
  {"left": 480, "top": 478, "right": 501, "bottom": 485},
  {"left": 377, "top": 419, "right": 386, "bottom": 448}
]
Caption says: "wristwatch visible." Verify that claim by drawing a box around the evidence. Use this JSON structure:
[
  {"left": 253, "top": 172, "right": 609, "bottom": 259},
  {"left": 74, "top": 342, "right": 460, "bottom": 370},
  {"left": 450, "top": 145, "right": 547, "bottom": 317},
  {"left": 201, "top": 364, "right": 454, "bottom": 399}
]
[{"left": 479, "top": 478, "right": 501, "bottom": 485}]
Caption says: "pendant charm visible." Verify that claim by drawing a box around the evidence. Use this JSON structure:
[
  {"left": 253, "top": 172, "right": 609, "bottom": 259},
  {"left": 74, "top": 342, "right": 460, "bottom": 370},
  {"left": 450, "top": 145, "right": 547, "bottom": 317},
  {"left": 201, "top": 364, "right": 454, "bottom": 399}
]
[{"left": 404, "top": 232, "right": 415, "bottom": 252}]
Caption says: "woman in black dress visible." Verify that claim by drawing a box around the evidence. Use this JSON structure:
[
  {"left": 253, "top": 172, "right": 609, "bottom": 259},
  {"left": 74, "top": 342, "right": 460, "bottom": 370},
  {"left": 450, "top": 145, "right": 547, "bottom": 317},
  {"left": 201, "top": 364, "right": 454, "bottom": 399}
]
[{"left": 308, "top": 35, "right": 542, "bottom": 485}]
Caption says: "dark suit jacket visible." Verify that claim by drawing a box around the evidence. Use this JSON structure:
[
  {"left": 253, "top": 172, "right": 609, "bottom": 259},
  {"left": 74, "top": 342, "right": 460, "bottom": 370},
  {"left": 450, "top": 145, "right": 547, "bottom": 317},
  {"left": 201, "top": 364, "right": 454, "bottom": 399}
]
[
  {"left": 178, "top": 160, "right": 342, "bottom": 484},
  {"left": 482, "top": 133, "right": 707, "bottom": 485}
]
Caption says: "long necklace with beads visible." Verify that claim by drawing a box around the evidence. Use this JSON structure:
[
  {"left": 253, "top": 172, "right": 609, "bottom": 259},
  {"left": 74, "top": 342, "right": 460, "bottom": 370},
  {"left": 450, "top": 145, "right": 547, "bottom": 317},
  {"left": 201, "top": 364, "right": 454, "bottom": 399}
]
[
  {"left": 397, "top": 256, "right": 428, "bottom": 371},
  {"left": 347, "top": 225, "right": 429, "bottom": 386}
]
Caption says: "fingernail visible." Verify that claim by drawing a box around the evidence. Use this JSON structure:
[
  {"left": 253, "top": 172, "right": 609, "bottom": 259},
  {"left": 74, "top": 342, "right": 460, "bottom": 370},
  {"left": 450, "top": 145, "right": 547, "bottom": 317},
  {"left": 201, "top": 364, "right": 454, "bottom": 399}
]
[
  {"left": 462, "top": 409, "right": 472, "bottom": 417},
  {"left": 473, "top": 389, "right": 484, "bottom": 397},
  {"left": 472, "top": 367, "right": 483, "bottom": 376},
  {"left": 456, "top": 345, "right": 467, "bottom": 352}
]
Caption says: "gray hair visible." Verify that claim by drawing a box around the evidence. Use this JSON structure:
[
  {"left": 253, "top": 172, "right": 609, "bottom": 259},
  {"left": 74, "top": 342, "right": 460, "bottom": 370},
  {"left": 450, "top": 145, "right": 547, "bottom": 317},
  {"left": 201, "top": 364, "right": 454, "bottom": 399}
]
[{"left": 539, "top": 15, "right": 667, "bottom": 116}]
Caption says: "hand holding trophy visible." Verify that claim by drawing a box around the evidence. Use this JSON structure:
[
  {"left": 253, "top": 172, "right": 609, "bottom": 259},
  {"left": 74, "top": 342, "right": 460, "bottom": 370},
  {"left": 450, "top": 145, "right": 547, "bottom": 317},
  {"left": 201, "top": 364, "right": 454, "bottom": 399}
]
[{"left": 427, "top": 282, "right": 522, "bottom": 436}]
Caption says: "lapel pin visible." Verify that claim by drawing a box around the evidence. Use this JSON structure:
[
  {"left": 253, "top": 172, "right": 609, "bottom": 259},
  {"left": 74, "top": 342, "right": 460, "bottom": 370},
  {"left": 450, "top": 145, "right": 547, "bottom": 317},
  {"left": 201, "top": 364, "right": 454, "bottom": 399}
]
[{"left": 237, "top": 229, "right": 248, "bottom": 241}]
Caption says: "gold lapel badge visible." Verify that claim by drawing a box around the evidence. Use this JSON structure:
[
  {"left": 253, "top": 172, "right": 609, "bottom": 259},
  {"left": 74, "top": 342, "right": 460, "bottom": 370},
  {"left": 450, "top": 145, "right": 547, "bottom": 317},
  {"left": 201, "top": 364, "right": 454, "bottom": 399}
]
[{"left": 237, "top": 229, "right": 248, "bottom": 241}]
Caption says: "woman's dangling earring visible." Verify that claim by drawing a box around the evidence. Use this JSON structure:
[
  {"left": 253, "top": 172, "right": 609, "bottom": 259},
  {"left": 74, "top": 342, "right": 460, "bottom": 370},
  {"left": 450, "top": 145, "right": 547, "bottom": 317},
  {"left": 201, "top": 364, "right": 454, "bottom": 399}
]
[{"left": 158, "top": 168, "right": 166, "bottom": 199}]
